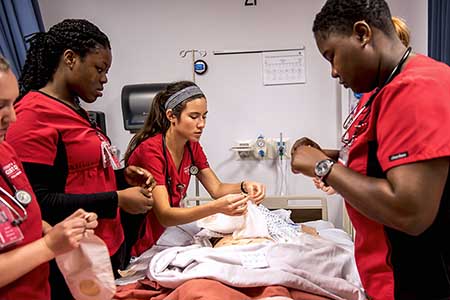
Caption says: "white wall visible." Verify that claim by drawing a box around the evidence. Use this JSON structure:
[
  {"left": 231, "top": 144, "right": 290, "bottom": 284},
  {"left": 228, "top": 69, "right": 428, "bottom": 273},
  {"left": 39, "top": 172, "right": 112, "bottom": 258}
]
[
  {"left": 389, "top": 0, "right": 428, "bottom": 55},
  {"left": 37, "top": 0, "right": 428, "bottom": 228}
]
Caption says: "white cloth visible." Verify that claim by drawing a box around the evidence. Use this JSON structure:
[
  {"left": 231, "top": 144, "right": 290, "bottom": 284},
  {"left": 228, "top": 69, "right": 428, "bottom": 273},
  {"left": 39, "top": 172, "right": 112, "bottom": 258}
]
[
  {"left": 197, "top": 213, "right": 244, "bottom": 234},
  {"left": 233, "top": 201, "right": 270, "bottom": 238},
  {"left": 115, "top": 223, "right": 201, "bottom": 286},
  {"left": 117, "top": 209, "right": 364, "bottom": 299},
  {"left": 146, "top": 232, "right": 365, "bottom": 300},
  {"left": 197, "top": 201, "right": 270, "bottom": 238}
]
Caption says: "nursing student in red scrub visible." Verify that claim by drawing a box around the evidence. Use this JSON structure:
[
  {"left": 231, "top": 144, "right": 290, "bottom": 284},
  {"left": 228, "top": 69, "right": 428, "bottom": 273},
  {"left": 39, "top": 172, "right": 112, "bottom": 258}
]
[
  {"left": 124, "top": 81, "right": 266, "bottom": 256},
  {"left": 291, "top": 1, "right": 450, "bottom": 299},
  {"left": 5, "top": 19, "right": 153, "bottom": 300},
  {"left": 0, "top": 53, "right": 98, "bottom": 300}
]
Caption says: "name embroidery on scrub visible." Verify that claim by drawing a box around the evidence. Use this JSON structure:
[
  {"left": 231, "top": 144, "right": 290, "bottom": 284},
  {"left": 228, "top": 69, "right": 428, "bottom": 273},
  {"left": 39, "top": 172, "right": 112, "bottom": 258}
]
[
  {"left": 3, "top": 162, "right": 22, "bottom": 179},
  {"left": 389, "top": 151, "right": 409, "bottom": 161}
]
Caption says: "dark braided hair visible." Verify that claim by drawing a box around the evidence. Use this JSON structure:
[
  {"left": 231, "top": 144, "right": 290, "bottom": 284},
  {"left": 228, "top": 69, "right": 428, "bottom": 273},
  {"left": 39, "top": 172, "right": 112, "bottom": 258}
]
[
  {"left": 124, "top": 81, "right": 204, "bottom": 164},
  {"left": 18, "top": 19, "right": 110, "bottom": 101},
  {"left": 313, "top": 0, "right": 394, "bottom": 39}
]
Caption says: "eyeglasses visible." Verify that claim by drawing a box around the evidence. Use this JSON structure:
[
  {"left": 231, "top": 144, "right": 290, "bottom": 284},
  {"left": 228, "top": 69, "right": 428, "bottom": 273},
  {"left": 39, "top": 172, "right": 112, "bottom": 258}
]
[{"left": 0, "top": 187, "right": 28, "bottom": 226}]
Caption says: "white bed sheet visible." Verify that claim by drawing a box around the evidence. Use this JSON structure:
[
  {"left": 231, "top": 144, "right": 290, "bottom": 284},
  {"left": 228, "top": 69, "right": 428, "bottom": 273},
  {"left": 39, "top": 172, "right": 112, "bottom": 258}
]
[
  {"left": 116, "top": 219, "right": 365, "bottom": 300},
  {"left": 146, "top": 228, "right": 364, "bottom": 300}
]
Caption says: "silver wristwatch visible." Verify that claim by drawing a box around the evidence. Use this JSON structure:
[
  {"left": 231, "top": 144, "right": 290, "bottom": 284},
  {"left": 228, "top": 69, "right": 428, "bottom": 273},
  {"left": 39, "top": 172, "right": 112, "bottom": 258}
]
[{"left": 314, "top": 159, "right": 336, "bottom": 183}]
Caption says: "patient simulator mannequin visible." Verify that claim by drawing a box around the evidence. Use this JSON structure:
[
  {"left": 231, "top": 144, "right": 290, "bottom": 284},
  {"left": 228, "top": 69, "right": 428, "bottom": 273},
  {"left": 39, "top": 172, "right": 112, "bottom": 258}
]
[{"left": 124, "top": 81, "right": 266, "bottom": 256}]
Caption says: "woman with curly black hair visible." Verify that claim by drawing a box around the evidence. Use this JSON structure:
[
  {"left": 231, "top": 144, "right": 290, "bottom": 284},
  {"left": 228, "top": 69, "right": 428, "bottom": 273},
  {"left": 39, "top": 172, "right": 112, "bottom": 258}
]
[{"left": 6, "top": 19, "right": 153, "bottom": 300}]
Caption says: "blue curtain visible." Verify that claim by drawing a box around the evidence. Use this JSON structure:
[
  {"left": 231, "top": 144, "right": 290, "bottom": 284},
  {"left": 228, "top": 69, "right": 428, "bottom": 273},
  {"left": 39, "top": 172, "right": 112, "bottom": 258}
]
[
  {"left": 0, "top": 0, "right": 44, "bottom": 77},
  {"left": 428, "top": 0, "right": 450, "bottom": 65}
]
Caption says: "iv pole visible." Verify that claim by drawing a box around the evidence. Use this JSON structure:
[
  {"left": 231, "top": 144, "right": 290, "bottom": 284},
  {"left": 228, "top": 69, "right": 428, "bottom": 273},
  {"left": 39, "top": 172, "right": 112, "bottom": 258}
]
[{"left": 179, "top": 49, "right": 207, "bottom": 197}]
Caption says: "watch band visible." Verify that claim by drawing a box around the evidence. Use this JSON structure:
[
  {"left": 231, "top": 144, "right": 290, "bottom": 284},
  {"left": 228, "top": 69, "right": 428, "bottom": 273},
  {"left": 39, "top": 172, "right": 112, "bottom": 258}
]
[{"left": 321, "top": 172, "right": 331, "bottom": 187}]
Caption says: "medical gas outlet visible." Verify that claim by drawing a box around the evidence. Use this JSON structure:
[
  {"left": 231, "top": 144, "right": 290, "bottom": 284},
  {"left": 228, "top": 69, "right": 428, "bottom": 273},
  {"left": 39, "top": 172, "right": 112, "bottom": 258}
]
[
  {"left": 275, "top": 132, "right": 290, "bottom": 160},
  {"left": 231, "top": 134, "right": 290, "bottom": 160},
  {"left": 254, "top": 134, "right": 267, "bottom": 159}
]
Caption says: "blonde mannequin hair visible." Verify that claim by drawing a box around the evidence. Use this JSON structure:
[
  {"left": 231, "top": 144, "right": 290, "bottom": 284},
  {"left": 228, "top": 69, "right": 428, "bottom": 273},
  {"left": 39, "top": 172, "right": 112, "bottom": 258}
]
[{"left": 392, "top": 16, "right": 410, "bottom": 47}]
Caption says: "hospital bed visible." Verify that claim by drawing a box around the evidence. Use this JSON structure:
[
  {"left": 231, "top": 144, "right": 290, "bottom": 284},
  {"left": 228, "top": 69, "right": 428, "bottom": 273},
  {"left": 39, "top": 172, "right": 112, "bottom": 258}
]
[{"left": 114, "top": 195, "right": 362, "bottom": 300}]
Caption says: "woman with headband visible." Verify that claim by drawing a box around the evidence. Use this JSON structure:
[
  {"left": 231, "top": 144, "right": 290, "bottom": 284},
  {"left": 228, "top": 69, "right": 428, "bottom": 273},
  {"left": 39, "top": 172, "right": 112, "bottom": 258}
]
[{"left": 124, "top": 81, "right": 266, "bottom": 256}]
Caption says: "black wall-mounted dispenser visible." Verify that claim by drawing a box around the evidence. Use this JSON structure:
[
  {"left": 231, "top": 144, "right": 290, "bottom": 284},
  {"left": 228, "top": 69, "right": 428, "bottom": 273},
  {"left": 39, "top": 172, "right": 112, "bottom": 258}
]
[{"left": 121, "top": 83, "right": 169, "bottom": 133}]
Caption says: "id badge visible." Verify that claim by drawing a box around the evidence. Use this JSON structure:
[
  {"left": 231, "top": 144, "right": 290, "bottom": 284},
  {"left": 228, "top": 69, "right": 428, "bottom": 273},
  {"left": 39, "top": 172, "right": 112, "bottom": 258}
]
[
  {"left": 100, "top": 141, "right": 121, "bottom": 170},
  {"left": 179, "top": 194, "right": 187, "bottom": 208},
  {"left": 339, "top": 146, "right": 349, "bottom": 166},
  {"left": 0, "top": 202, "right": 24, "bottom": 249}
]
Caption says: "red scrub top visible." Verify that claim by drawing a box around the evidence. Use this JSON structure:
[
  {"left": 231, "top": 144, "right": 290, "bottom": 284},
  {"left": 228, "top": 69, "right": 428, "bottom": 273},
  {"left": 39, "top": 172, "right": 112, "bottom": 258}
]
[
  {"left": 6, "top": 91, "right": 123, "bottom": 255},
  {"left": 128, "top": 133, "right": 209, "bottom": 256},
  {"left": 346, "top": 55, "right": 450, "bottom": 300},
  {"left": 0, "top": 142, "right": 50, "bottom": 300}
]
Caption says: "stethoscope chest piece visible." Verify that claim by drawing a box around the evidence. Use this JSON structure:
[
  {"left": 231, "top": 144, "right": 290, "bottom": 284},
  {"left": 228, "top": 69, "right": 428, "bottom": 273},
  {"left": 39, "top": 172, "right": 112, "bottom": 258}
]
[
  {"left": 189, "top": 165, "right": 199, "bottom": 176},
  {"left": 15, "top": 190, "right": 32, "bottom": 206}
]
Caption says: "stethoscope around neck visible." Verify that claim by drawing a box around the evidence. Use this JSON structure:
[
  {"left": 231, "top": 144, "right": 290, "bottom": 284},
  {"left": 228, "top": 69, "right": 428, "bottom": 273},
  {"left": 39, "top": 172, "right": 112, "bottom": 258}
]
[
  {"left": 162, "top": 134, "right": 199, "bottom": 207},
  {"left": 341, "top": 46, "right": 412, "bottom": 148},
  {"left": 0, "top": 170, "right": 32, "bottom": 226}
]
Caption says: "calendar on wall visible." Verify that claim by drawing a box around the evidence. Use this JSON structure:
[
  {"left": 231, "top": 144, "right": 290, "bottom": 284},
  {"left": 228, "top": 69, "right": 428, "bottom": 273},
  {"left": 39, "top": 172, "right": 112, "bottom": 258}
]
[{"left": 262, "top": 49, "right": 306, "bottom": 86}]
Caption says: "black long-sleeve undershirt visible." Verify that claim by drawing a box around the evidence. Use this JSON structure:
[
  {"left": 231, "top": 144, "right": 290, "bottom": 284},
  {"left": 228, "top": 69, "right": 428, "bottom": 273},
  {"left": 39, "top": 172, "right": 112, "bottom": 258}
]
[
  {"left": 18, "top": 127, "right": 138, "bottom": 225},
  {"left": 23, "top": 162, "right": 120, "bottom": 225}
]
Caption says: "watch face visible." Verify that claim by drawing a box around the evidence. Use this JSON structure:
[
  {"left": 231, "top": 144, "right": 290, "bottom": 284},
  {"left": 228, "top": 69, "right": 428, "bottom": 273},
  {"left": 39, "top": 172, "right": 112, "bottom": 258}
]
[
  {"left": 316, "top": 161, "right": 328, "bottom": 177},
  {"left": 315, "top": 159, "right": 334, "bottom": 177}
]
